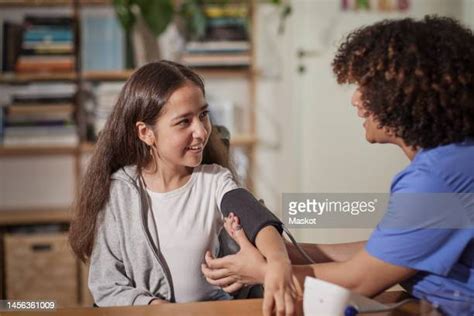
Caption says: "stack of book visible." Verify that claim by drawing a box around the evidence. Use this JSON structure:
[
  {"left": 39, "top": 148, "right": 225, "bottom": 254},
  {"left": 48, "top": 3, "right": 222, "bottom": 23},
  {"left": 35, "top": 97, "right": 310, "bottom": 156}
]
[
  {"left": 203, "top": 4, "right": 249, "bottom": 41},
  {"left": 2, "top": 82, "right": 78, "bottom": 147},
  {"left": 92, "top": 82, "right": 124, "bottom": 138},
  {"left": 15, "top": 16, "right": 75, "bottom": 74},
  {"left": 181, "top": 4, "right": 250, "bottom": 68},
  {"left": 1, "top": 22, "right": 23, "bottom": 72}
]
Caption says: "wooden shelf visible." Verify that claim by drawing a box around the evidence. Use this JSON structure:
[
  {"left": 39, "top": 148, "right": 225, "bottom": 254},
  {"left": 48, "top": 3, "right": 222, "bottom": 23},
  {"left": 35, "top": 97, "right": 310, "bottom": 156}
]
[
  {"left": 83, "top": 69, "right": 254, "bottom": 81},
  {"left": 0, "top": 68, "right": 253, "bottom": 83},
  {"left": 79, "top": 142, "right": 94, "bottom": 153},
  {"left": 0, "top": 207, "right": 71, "bottom": 225},
  {"left": 0, "top": 145, "right": 79, "bottom": 156},
  {"left": 0, "top": 71, "right": 131, "bottom": 83},
  {"left": 82, "top": 70, "right": 133, "bottom": 81},
  {"left": 0, "top": 72, "right": 77, "bottom": 83},
  {"left": 195, "top": 67, "right": 253, "bottom": 78},
  {"left": 230, "top": 134, "right": 257, "bottom": 146}
]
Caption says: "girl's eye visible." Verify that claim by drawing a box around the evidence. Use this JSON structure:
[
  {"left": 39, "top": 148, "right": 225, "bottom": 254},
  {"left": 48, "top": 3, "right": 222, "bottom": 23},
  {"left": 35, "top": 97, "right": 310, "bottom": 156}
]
[
  {"left": 200, "top": 111, "right": 209, "bottom": 119},
  {"left": 178, "top": 119, "right": 190, "bottom": 126}
]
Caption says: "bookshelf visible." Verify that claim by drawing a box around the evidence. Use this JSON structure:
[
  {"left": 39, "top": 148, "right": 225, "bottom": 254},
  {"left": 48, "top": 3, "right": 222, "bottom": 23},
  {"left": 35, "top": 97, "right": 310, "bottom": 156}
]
[
  {"left": 0, "top": 0, "right": 259, "bottom": 306},
  {"left": 0, "top": 144, "right": 77, "bottom": 155},
  {"left": 0, "top": 72, "right": 76, "bottom": 82}
]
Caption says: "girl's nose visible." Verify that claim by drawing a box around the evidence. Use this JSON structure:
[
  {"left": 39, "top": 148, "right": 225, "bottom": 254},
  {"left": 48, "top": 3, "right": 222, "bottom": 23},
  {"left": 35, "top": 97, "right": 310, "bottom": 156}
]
[{"left": 192, "top": 121, "right": 209, "bottom": 140}]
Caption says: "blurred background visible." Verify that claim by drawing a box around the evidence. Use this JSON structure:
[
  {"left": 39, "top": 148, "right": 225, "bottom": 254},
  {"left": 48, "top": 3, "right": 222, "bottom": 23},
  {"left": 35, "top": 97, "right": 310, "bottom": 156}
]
[{"left": 0, "top": 0, "right": 472, "bottom": 307}]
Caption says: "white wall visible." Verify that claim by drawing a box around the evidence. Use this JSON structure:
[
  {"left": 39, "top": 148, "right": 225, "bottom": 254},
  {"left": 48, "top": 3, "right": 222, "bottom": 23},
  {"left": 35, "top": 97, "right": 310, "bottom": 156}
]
[{"left": 463, "top": 0, "right": 474, "bottom": 29}]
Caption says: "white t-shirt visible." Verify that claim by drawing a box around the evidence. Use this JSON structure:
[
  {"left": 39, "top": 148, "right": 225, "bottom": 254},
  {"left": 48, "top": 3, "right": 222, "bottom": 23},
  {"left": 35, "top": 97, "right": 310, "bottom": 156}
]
[{"left": 146, "top": 164, "right": 238, "bottom": 303}]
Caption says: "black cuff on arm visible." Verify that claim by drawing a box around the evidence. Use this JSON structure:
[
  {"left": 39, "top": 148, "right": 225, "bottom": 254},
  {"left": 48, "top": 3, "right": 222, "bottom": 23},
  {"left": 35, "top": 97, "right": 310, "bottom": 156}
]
[{"left": 220, "top": 188, "right": 283, "bottom": 244}]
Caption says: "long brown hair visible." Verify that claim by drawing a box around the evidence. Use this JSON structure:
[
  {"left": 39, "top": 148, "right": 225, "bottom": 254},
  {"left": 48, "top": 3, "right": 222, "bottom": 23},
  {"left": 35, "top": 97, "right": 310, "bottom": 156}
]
[{"left": 69, "top": 60, "right": 234, "bottom": 262}]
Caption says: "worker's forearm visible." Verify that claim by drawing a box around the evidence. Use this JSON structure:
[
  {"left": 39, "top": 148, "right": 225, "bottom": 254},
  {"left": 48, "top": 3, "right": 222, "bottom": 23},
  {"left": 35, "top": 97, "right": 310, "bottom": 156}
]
[{"left": 286, "top": 241, "right": 366, "bottom": 264}]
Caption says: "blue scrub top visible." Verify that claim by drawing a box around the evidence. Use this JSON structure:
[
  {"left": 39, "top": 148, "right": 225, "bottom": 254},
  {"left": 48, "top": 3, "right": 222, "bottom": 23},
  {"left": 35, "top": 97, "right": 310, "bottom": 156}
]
[{"left": 366, "top": 139, "right": 474, "bottom": 314}]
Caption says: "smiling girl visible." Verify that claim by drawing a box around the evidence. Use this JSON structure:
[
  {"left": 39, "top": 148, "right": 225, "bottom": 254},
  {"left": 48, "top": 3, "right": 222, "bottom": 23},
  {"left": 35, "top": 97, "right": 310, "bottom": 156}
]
[{"left": 68, "top": 61, "right": 295, "bottom": 310}]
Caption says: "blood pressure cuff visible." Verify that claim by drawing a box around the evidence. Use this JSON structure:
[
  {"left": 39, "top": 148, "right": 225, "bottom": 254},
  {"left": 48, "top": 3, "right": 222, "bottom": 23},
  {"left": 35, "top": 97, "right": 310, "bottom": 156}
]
[{"left": 220, "top": 188, "right": 283, "bottom": 245}]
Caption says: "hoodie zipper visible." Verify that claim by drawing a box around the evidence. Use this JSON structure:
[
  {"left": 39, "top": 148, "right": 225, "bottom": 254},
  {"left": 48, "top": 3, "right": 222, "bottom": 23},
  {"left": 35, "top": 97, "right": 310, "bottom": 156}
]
[{"left": 126, "top": 172, "right": 176, "bottom": 303}]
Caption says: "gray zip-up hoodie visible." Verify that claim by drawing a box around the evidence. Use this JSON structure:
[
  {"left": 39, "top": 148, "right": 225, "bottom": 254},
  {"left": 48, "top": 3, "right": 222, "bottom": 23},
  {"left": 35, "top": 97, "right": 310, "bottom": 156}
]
[
  {"left": 88, "top": 165, "right": 283, "bottom": 306},
  {"left": 89, "top": 166, "right": 175, "bottom": 306}
]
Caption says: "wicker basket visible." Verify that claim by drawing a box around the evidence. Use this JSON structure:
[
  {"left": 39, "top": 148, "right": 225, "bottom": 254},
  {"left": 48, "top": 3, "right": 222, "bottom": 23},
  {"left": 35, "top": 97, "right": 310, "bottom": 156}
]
[{"left": 4, "top": 232, "right": 78, "bottom": 307}]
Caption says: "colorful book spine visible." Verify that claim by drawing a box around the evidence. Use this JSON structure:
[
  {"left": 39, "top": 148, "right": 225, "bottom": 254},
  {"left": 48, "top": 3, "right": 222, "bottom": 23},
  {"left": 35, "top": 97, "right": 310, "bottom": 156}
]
[{"left": 15, "top": 15, "right": 75, "bottom": 74}]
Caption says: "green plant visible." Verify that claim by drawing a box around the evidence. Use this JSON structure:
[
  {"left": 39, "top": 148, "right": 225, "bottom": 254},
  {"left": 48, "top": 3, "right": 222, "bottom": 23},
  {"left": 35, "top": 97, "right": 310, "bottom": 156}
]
[
  {"left": 113, "top": 0, "right": 174, "bottom": 68},
  {"left": 113, "top": 0, "right": 291, "bottom": 67},
  {"left": 270, "top": 0, "right": 292, "bottom": 34},
  {"left": 179, "top": 0, "right": 208, "bottom": 41}
]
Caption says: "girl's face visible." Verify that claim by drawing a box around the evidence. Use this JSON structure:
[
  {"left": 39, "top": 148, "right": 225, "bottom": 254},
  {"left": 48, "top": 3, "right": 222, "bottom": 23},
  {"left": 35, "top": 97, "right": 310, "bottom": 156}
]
[
  {"left": 149, "top": 83, "right": 211, "bottom": 171},
  {"left": 352, "top": 88, "right": 394, "bottom": 144}
]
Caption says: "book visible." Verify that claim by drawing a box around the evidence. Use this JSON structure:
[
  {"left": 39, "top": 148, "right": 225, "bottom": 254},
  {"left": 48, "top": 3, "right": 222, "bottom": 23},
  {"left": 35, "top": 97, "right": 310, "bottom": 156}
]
[
  {"left": 11, "top": 82, "right": 76, "bottom": 99},
  {"left": 92, "top": 82, "right": 124, "bottom": 136},
  {"left": 23, "top": 28, "right": 73, "bottom": 42},
  {"left": 202, "top": 4, "right": 249, "bottom": 41},
  {"left": 24, "top": 16, "right": 73, "bottom": 27},
  {"left": 4, "top": 125, "right": 77, "bottom": 137},
  {"left": 205, "top": 23, "right": 248, "bottom": 41},
  {"left": 12, "top": 97, "right": 74, "bottom": 105},
  {"left": 14, "top": 15, "right": 75, "bottom": 74},
  {"left": 3, "top": 134, "right": 79, "bottom": 147},
  {"left": 5, "top": 120, "right": 74, "bottom": 127},
  {"left": 7, "top": 104, "right": 74, "bottom": 124},
  {"left": 2, "top": 21, "right": 23, "bottom": 72},
  {"left": 4, "top": 124, "right": 79, "bottom": 147},
  {"left": 204, "top": 5, "right": 249, "bottom": 18},
  {"left": 21, "top": 42, "right": 73, "bottom": 54},
  {"left": 16, "top": 55, "right": 75, "bottom": 63}
]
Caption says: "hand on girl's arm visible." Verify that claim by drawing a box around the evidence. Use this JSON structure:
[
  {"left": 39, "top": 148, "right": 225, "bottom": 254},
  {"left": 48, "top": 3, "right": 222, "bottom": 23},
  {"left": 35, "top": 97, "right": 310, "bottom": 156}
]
[
  {"left": 202, "top": 214, "right": 301, "bottom": 316},
  {"left": 201, "top": 216, "right": 267, "bottom": 289}
]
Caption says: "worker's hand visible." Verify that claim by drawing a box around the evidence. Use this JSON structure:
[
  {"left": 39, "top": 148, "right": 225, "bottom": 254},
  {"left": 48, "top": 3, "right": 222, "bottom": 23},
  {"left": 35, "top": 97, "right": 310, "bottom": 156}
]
[
  {"left": 261, "top": 257, "right": 299, "bottom": 316},
  {"left": 202, "top": 215, "right": 267, "bottom": 291},
  {"left": 203, "top": 215, "right": 301, "bottom": 316}
]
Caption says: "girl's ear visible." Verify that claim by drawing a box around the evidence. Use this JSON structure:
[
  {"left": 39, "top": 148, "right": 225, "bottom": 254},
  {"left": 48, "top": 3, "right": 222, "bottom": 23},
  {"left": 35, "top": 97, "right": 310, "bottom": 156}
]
[{"left": 136, "top": 121, "right": 156, "bottom": 146}]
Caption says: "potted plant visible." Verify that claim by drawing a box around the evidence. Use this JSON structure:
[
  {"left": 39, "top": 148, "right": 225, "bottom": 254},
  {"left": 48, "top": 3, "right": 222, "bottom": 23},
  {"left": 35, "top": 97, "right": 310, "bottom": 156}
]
[
  {"left": 113, "top": 0, "right": 174, "bottom": 68},
  {"left": 113, "top": 0, "right": 291, "bottom": 68}
]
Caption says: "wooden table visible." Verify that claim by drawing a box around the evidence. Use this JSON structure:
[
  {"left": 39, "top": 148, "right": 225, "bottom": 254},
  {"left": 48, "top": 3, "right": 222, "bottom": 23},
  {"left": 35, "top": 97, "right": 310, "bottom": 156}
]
[{"left": 1, "top": 292, "right": 439, "bottom": 316}]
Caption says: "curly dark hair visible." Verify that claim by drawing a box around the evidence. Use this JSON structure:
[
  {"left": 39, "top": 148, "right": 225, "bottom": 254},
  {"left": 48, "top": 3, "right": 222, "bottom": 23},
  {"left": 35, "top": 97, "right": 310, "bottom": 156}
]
[{"left": 332, "top": 15, "right": 474, "bottom": 148}]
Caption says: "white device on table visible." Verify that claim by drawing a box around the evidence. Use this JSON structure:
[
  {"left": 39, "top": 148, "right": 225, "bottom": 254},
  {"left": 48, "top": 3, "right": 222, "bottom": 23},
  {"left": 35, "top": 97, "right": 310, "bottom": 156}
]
[{"left": 303, "top": 277, "right": 415, "bottom": 316}]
